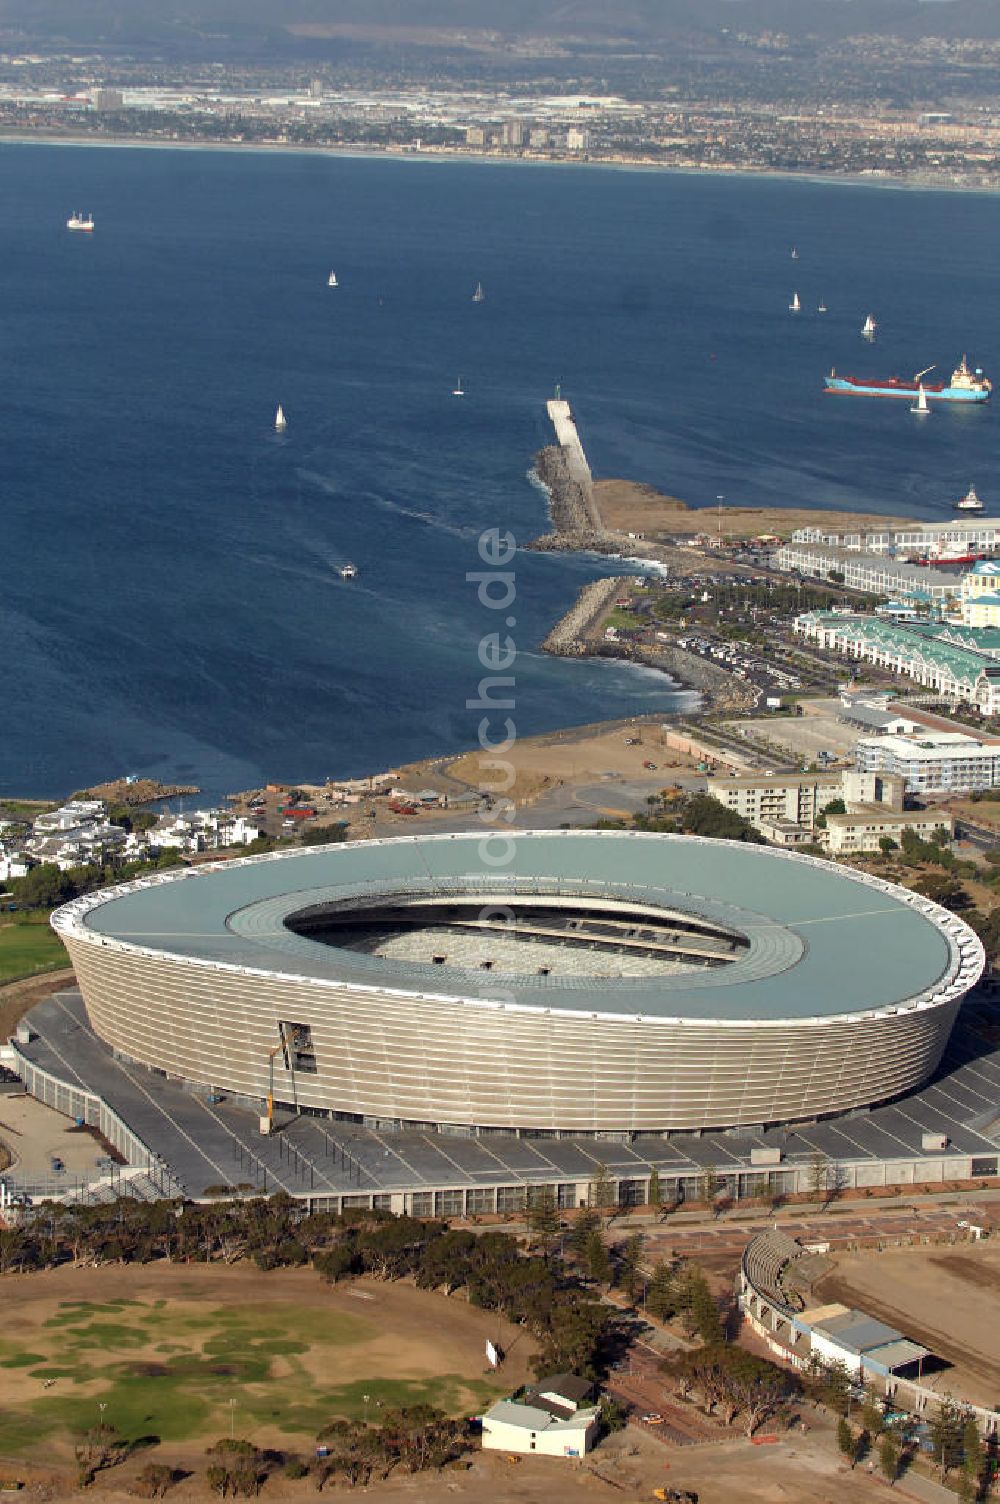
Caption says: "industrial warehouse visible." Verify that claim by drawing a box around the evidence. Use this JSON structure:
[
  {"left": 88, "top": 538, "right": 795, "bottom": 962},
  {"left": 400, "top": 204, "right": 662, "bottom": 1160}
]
[{"left": 4, "top": 830, "right": 995, "bottom": 1210}]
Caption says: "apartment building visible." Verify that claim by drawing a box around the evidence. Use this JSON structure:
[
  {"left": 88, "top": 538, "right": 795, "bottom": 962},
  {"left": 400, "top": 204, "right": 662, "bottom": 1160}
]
[{"left": 855, "top": 730, "right": 1000, "bottom": 794}]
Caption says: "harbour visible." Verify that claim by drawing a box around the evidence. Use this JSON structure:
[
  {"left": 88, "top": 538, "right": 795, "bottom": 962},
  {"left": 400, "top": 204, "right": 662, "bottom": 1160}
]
[{"left": 4, "top": 145, "right": 1000, "bottom": 798}]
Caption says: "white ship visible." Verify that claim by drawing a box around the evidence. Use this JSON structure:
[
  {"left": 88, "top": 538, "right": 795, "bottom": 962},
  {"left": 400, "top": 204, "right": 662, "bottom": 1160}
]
[
  {"left": 955, "top": 484, "right": 984, "bottom": 513},
  {"left": 789, "top": 292, "right": 801, "bottom": 313},
  {"left": 339, "top": 562, "right": 358, "bottom": 580},
  {"left": 327, "top": 271, "right": 338, "bottom": 287},
  {"left": 274, "top": 404, "right": 287, "bottom": 431},
  {"left": 862, "top": 313, "right": 877, "bottom": 340},
  {"left": 66, "top": 212, "right": 94, "bottom": 232}
]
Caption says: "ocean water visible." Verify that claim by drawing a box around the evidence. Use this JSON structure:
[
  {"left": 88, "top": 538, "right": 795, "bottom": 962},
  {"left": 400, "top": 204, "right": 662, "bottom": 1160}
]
[{"left": 2, "top": 145, "right": 1000, "bottom": 800}]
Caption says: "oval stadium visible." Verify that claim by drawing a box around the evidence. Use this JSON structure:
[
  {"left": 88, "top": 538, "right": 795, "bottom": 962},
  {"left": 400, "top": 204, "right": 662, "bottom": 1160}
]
[{"left": 51, "top": 830, "right": 984, "bottom": 1135}]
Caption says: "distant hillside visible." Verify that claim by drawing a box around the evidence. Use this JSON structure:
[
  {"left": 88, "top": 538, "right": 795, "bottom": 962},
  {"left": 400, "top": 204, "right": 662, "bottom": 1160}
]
[{"left": 4, "top": 0, "right": 1000, "bottom": 49}]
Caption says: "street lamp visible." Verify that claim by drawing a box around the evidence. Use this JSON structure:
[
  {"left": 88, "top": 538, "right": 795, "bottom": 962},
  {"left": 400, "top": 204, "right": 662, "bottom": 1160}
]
[{"left": 716, "top": 495, "right": 725, "bottom": 548}]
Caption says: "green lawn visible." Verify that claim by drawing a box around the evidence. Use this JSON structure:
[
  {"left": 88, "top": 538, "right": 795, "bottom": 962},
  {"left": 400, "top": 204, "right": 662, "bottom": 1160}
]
[
  {"left": 0, "top": 912, "right": 67, "bottom": 983},
  {"left": 0, "top": 1295, "right": 504, "bottom": 1454}
]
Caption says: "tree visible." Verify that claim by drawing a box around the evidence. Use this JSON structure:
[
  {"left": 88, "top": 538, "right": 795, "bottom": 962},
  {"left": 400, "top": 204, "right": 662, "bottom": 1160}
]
[
  {"left": 135, "top": 1463, "right": 179, "bottom": 1499},
  {"left": 961, "top": 1412, "right": 983, "bottom": 1500},
  {"left": 647, "top": 1166, "right": 662, "bottom": 1210},
  {"left": 696, "top": 1168, "right": 720, "bottom": 1207},
  {"left": 914, "top": 875, "right": 970, "bottom": 911},
  {"left": 804, "top": 1355, "right": 851, "bottom": 1416},
  {"left": 806, "top": 1152, "right": 829, "bottom": 1203},
  {"left": 929, "top": 1396, "right": 965, "bottom": 1480},
  {"left": 588, "top": 1164, "right": 616, "bottom": 1216},
  {"left": 585, "top": 1228, "right": 612, "bottom": 1285},
  {"left": 879, "top": 1428, "right": 901, "bottom": 1486},
  {"left": 645, "top": 1259, "right": 678, "bottom": 1322},
  {"left": 879, "top": 835, "right": 898, "bottom": 854},
  {"left": 617, "top": 1234, "right": 645, "bottom": 1306},
  {"left": 676, "top": 1266, "right": 723, "bottom": 1344},
  {"left": 837, "top": 1415, "right": 859, "bottom": 1468},
  {"left": 568, "top": 1207, "right": 600, "bottom": 1261},
  {"left": 525, "top": 1187, "right": 560, "bottom": 1255},
  {"left": 859, "top": 1384, "right": 885, "bottom": 1438}
]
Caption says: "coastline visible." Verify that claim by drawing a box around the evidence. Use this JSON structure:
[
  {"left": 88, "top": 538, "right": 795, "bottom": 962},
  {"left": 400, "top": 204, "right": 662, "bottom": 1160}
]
[{"left": 1, "top": 126, "right": 998, "bottom": 197}]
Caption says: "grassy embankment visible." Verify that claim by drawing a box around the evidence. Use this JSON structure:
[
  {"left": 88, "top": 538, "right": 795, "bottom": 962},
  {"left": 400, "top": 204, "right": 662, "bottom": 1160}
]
[{"left": 0, "top": 912, "right": 66, "bottom": 984}]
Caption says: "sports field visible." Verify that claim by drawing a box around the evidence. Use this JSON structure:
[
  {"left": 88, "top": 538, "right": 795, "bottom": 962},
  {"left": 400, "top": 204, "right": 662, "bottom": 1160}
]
[
  {"left": 0, "top": 1263, "right": 525, "bottom": 1461},
  {"left": 816, "top": 1240, "right": 1000, "bottom": 1409}
]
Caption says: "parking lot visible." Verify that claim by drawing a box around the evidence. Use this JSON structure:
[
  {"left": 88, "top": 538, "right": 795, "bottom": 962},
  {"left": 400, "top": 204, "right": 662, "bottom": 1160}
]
[{"left": 725, "top": 697, "right": 863, "bottom": 764}]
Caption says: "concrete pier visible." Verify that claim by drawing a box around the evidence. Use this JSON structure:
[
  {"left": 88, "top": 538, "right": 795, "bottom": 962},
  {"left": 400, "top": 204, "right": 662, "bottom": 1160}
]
[{"left": 543, "top": 399, "right": 603, "bottom": 533}]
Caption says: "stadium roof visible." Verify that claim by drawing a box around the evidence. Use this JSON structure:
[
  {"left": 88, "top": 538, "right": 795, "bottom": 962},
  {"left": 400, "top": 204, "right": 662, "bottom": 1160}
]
[{"left": 56, "top": 831, "right": 976, "bottom": 1026}]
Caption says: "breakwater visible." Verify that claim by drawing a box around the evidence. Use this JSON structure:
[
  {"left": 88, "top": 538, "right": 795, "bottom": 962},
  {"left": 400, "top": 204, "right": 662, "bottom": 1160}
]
[
  {"left": 533, "top": 401, "right": 608, "bottom": 539},
  {"left": 541, "top": 576, "right": 630, "bottom": 655}
]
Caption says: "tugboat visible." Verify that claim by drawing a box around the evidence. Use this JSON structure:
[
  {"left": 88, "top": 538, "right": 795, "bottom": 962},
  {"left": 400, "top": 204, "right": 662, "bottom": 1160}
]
[
  {"left": 66, "top": 211, "right": 94, "bottom": 232},
  {"left": 955, "top": 484, "right": 985, "bottom": 513},
  {"left": 339, "top": 562, "right": 358, "bottom": 580}
]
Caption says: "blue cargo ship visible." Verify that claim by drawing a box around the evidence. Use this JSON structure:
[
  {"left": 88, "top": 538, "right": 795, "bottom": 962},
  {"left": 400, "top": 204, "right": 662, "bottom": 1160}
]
[{"left": 825, "top": 355, "right": 991, "bottom": 403}]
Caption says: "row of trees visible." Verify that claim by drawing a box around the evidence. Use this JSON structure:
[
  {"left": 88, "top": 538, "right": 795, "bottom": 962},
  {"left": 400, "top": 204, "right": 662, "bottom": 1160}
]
[{"left": 1, "top": 1195, "right": 617, "bottom": 1383}]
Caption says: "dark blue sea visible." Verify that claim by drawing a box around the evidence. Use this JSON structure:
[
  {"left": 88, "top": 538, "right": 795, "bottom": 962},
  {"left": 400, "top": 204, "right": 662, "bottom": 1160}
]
[{"left": 3, "top": 145, "right": 1000, "bottom": 800}]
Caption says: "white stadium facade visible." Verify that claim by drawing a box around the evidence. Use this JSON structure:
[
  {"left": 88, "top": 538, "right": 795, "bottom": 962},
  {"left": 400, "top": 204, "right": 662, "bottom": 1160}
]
[{"left": 50, "top": 830, "right": 985, "bottom": 1137}]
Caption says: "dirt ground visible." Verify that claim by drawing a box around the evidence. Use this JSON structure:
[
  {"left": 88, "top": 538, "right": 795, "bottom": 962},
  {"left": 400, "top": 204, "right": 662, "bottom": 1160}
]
[
  {"left": 724, "top": 698, "right": 862, "bottom": 764},
  {"left": 444, "top": 724, "right": 695, "bottom": 807},
  {"left": 815, "top": 1241, "right": 1000, "bottom": 1408},
  {"left": 592, "top": 478, "right": 917, "bottom": 542},
  {"left": 0, "top": 1093, "right": 109, "bottom": 1180},
  {"left": 26, "top": 1422, "right": 898, "bottom": 1504}
]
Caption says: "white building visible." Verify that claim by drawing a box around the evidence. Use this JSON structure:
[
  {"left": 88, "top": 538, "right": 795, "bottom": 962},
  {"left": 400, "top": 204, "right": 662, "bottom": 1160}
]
[
  {"left": 792, "top": 520, "right": 1000, "bottom": 559},
  {"left": 33, "top": 800, "right": 107, "bottom": 833},
  {"left": 26, "top": 801, "right": 128, "bottom": 871},
  {"left": 775, "top": 542, "right": 962, "bottom": 602},
  {"left": 961, "top": 560, "right": 1000, "bottom": 628},
  {"left": 712, "top": 768, "right": 904, "bottom": 837},
  {"left": 481, "top": 1376, "right": 599, "bottom": 1458},
  {"left": 824, "top": 808, "right": 954, "bottom": 855},
  {"left": 855, "top": 730, "right": 1000, "bottom": 794},
  {"left": 146, "top": 810, "right": 259, "bottom": 853}
]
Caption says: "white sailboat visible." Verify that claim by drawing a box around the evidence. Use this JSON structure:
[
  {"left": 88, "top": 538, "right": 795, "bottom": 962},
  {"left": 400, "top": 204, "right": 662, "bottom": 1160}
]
[
  {"left": 472, "top": 282, "right": 485, "bottom": 303},
  {"left": 791, "top": 246, "right": 799, "bottom": 260},
  {"left": 327, "top": 271, "right": 338, "bottom": 287},
  {"left": 274, "top": 404, "right": 287, "bottom": 431},
  {"left": 817, "top": 299, "right": 828, "bottom": 313},
  {"left": 452, "top": 376, "right": 465, "bottom": 397},
  {"left": 862, "top": 313, "right": 877, "bottom": 339},
  {"left": 910, "top": 385, "right": 930, "bottom": 416},
  {"left": 789, "top": 291, "right": 801, "bottom": 313}
]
